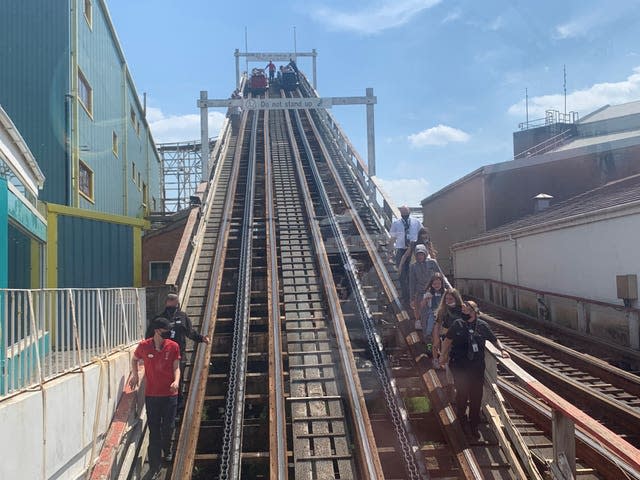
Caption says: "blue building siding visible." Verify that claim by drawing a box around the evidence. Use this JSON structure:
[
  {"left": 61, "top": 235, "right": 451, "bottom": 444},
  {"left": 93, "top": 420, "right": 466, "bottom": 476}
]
[
  {"left": 0, "top": 1, "right": 161, "bottom": 218},
  {"left": 0, "top": 1, "right": 70, "bottom": 205},
  {"left": 57, "top": 216, "right": 133, "bottom": 287},
  {"left": 77, "top": 0, "right": 127, "bottom": 215}
]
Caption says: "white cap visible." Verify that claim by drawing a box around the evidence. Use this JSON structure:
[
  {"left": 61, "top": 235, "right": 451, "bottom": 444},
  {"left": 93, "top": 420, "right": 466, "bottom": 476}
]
[{"left": 415, "top": 244, "right": 428, "bottom": 255}]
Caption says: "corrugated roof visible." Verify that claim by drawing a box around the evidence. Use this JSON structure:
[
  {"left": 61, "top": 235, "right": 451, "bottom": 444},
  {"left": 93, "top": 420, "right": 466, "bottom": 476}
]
[
  {"left": 580, "top": 100, "right": 640, "bottom": 123},
  {"left": 461, "top": 174, "right": 640, "bottom": 243},
  {"left": 552, "top": 129, "right": 640, "bottom": 152}
]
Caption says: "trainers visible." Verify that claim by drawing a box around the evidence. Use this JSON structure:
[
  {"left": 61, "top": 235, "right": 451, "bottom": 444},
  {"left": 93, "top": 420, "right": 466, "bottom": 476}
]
[
  {"left": 164, "top": 451, "right": 173, "bottom": 462},
  {"left": 425, "top": 343, "right": 433, "bottom": 357}
]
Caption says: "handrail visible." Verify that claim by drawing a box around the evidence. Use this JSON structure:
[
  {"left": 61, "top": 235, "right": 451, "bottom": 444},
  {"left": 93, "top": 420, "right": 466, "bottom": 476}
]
[
  {"left": 456, "top": 277, "right": 638, "bottom": 313},
  {"left": 514, "top": 128, "right": 575, "bottom": 159},
  {"left": 297, "top": 75, "right": 399, "bottom": 230},
  {"left": 485, "top": 342, "right": 640, "bottom": 474}
]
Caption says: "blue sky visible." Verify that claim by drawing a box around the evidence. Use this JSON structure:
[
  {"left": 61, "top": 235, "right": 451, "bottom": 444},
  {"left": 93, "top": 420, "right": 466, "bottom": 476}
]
[{"left": 108, "top": 0, "right": 640, "bottom": 206}]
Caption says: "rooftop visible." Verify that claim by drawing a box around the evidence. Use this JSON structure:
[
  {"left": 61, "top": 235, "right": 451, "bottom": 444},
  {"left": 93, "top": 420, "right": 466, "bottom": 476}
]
[
  {"left": 579, "top": 100, "right": 640, "bottom": 123},
  {"left": 457, "top": 174, "right": 640, "bottom": 245}
]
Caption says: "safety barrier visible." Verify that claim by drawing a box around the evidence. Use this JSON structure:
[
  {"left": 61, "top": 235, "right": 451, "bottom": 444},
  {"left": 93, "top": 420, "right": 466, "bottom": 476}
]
[
  {"left": 484, "top": 342, "right": 640, "bottom": 478},
  {"left": 457, "top": 277, "right": 640, "bottom": 351},
  {"left": 0, "top": 287, "right": 146, "bottom": 397}
]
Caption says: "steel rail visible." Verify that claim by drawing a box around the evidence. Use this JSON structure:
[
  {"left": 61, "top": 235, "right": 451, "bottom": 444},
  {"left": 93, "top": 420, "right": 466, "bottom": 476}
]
[
  {"left": 268, "top": 106, "right": 356, "bottom": 478},
  {"left": 281, "top": 97, "right": 385, "bottom": 479},
  {"left": 170, "top": 108, "right": 252, "bottom": 480},
  {"left": 290, "top": 105, "right": 427, "bottom": 480},
  {"left": 263, "top": 108, "right": 288, "bottom": 479},
  {"left": 219, "top": 111, "right": 260, "bottom": 479},
  {"left": 296, "top": 106, "right": 486, "bottom": 479},
  {"left": 482, "top": 312, "right": 640, "bottom": 397}
]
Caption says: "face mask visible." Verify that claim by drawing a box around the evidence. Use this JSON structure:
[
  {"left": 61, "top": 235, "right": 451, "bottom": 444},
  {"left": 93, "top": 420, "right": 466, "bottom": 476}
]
[
  {"left": 446, "top": 302, "right": 456, "bottom": 308},
  {"left": 460, "top": 313, "right": 471, "bottom": 321},
  {"left": 160, "top": 331, "right": 172, "bottom": 339}
]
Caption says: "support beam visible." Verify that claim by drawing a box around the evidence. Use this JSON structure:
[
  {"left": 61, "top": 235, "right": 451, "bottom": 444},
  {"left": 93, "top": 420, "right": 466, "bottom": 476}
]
[
  {"left": 312, "top": 49, "right": 318, "bottom": 89},
  {"left": 200, "top": 90, "right": 210, "bottom": 181},
  {"left": 366, "top": 87, "right": 376, "bottom": 176},
  {"left": 234, "top": 49, "right": 240, "bottom": 89},
  {"left": 199, "top": 95, "right": 376, "bottom": 110},
  {"left": 552, "top": 405, "right": 577, "bottom": 478}
]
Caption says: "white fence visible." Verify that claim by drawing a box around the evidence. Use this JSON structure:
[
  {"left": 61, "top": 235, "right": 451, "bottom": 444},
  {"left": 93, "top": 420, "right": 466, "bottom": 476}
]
[{"left": 0, "top": 288, "right": 146, "bottom": 397}]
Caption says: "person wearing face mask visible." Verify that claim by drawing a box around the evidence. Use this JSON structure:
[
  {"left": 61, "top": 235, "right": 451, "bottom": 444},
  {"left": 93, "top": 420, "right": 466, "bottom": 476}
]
[
  {"left": 432, "top": 289, "right": 464, "bottom": 358},
  {"left": 432, "top": 289, "right": 463, "bottom": 394},
  {"left": 409, "top": 244, "right": 442, "bottom": 321},
  {"left": 130, "top": 317, "right": 181, "bottom": 477},
  {"left": 148, "top": 293, "right": 210, "bottom": 411},
  {"left": 390, "top": 205, "right": 423, "bottom": 301},
  {"left": 438, "top": 301, "right": 509, "bottom": 440}
]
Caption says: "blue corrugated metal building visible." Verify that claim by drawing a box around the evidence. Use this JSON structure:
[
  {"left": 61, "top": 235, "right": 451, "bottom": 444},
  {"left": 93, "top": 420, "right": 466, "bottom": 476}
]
[{"left": 0, "top": 0, "right": 161, "bottom": 287}]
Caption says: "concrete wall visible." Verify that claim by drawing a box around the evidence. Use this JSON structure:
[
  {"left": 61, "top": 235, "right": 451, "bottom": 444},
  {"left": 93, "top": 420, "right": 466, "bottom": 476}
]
[
  {"left": 453, "top": 210, "right": 640, "bottom": 348},
  {"left": 0, "top": 348, "right": 134, "bottom": 480},
  {"left": 421, "top": 173, "right": 484, "bottom": 277}
]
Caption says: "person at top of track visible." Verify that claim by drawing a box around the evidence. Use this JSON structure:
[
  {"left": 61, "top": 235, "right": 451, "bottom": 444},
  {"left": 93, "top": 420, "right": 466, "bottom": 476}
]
[{"left": 266, "top": 60, "right": 276, "bottom": 82}]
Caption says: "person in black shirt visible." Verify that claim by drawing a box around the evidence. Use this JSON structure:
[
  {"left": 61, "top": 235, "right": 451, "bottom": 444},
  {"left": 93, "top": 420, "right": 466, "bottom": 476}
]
[{"left": 438, "top": 301, "right": 509, "bottom": 438}]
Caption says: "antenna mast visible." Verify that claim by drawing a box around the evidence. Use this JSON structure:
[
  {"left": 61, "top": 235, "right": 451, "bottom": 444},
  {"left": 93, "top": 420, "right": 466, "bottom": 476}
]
[{"left": 563, "top": 64, "right": 567, "bottom": 117}]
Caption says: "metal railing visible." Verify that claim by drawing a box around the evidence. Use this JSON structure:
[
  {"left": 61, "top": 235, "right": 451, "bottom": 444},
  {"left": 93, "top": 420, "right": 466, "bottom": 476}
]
[
  {"left": 0, "top": 288, "right": 146, "bottom": 397},
  {"left": 297, "top": 74, "right": 399, "bottom": 231},
  {"left": 514, "top": 128, "right": 576, "bottom": 159},
  {"left": 518, "top": 109, "right": 579, "bottom": 131}
]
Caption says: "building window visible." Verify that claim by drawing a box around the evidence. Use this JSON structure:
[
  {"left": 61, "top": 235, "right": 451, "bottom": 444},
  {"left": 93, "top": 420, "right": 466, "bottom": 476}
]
[
  {"left": 137, "top": 171, "right": 141, "bottom": 189},
  {"left": 112, "top": 131, "right": 118, "bottom": 157},
  {"left": 149, "top": 261, "right": 171, "bottom": 282},
  {"left": 152, "top": 197, "right": 157, "bottom": 211},
  {"left": 132, "top": 162, "right": 136, "bottom": 182},
  {"left": 79, "top": 160, "right": 94, "bottom": 201},
  {"left": 142, "top": 182, "right": 148, "bottom": 206},
  {"left": 84, "top": 0, "right": 92, "bottom": 28},
  {"left": 78, "top": 69, "right": 93, "bottom": 116}
]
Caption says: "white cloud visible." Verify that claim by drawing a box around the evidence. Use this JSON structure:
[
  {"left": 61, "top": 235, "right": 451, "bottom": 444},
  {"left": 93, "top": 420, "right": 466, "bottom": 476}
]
[
  {"left": 147, "top": 106, "right": 226, "bottom": 144},
  {"left": 311, "top": 0, "right": 442, "bottom": 35},
  {"left": 441, "top": 8, "right": 461, "bottom": 24},
  {"left": 554, "top": 6, "right": 630, "bottom": 40},
  {"left": 408, "top": 124, "right": 471, "bottom": 147},
  {"left": 554, "top": 14, "right": 599, "bottom": 39},
  {"left": 508, "top": 66, "right": 640, "bottom": 118},
  {"left": 488, "top": 15, "right": 503, "bottom": 31},
  {"left": 378, "top": 177, "right": 429, "bottom": 207}
]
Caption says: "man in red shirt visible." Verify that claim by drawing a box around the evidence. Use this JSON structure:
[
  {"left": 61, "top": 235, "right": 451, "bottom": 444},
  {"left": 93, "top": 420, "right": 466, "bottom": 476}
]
[{"left": 130, "top": 317, "right": 181, "bottom": 477}]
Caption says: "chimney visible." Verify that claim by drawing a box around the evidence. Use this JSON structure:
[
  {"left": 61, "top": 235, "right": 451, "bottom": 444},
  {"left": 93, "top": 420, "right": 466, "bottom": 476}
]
[{"left": 533, "top": 193, "right": 553, "bottom": 213}]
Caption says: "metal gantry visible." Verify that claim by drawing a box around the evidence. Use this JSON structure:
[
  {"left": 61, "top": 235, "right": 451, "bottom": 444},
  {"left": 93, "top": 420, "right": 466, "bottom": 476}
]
[{"left": 158, "top": 138, "right": 215, "bottom": 212}]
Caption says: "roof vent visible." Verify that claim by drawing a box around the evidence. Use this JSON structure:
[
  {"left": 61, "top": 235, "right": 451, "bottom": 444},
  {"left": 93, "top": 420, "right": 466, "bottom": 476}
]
[{"left": 533, "top": 193, "right": 553, "bottom": 213}]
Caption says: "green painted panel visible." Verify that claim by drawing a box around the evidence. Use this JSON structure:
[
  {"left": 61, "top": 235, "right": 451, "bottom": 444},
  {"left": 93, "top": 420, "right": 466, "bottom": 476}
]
[
  {"left": 8, "top": 224, "right": 31, "bottom": 289},
  {"left": 57, "top": 215, "right": 133, "bottom": 287},
  {"left": 7, "top": 190, "right": 46, "bottom": 241}
]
